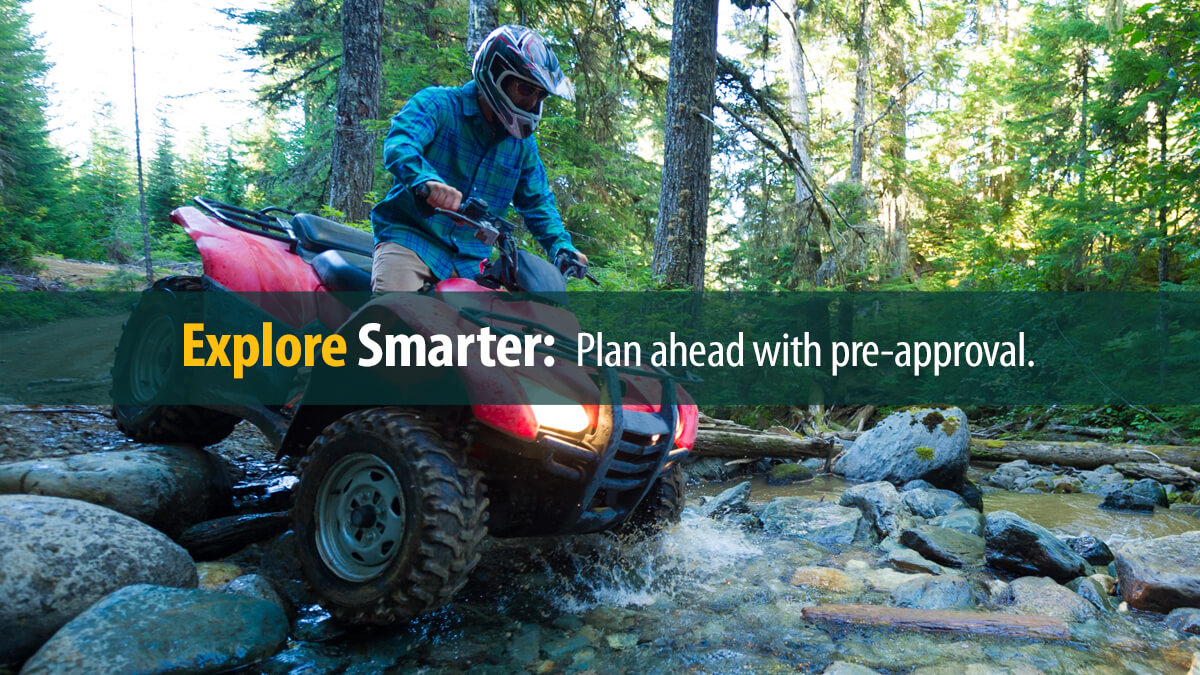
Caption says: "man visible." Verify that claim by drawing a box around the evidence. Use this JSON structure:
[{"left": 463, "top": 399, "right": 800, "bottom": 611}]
[{"left": 370, "top": 25, "right": 587, "bottom": 292}]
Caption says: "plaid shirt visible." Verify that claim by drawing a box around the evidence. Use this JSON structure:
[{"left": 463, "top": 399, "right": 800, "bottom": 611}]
[{"left": 370, "top": 80, "right": 577, "bottom": 280}]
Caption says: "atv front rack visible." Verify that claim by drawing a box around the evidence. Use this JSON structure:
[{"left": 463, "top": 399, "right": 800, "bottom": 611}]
[{"left": 459, "top": 305, "right": 700, "bottom": 534}]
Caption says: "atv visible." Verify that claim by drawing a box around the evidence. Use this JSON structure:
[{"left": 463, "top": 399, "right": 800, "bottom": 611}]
[{"left": 110, "top": 191, "right": 699, "bottom": 625}]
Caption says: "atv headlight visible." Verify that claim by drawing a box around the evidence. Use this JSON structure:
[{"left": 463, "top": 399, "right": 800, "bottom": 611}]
[{"left": 518, "top": 377, "right": 592, "bottom": 434}]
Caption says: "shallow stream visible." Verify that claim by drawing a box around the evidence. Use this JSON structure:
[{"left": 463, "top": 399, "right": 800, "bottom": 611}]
[{"left": 252, "top": 473, "right": 1200, "bottom": 674}]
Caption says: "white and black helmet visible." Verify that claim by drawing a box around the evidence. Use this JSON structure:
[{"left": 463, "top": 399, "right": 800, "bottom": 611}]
[{"left": 472, "top": 25, "right": 574, "bottom": 139}]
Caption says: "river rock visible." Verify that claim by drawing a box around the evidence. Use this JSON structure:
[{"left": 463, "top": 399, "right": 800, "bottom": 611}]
[
  {"left": 1101, "top": 478, "right": 1169, "bottom": 512},
  {"left": 959, "top": 479, "right": 984, "bottom": 511},
  {"left": 760, "top": 498, "right": 871, "bottom": 547},
  {"left": 1114, "top": 530, "right": 1200, "bottom": 612},
  {"left": 699, "top": 481, "right": 752, "bottom": 519},
  {"left": 20, "top": 584, "right": 287, "bottom": 675},
  {"left": 983, "top": 460, "right": 1031, "bottom": 490},
  {"left": 929, "top": 508, "right": 985, "bottom": 538},
  {"left": 684, "top": 457, "right": 745, "bottom": 482},
  {"left": 891, "top": 575, "right": 975, "bottom": 610},
  {"left": 1061, "top": 535, "right": 1114, "bottom": 565},
  {"left": 789, "top": 566, "right": 864, "bottom": 593},
  {"left": 901, "top": 479, "right": 936, "bottom": 492},
  {"left": 886, "top": 547, "right": 947, "bottom": 575},
  {"left": 0, "top": 495, "right": 198, "bottom": 664},
  {"left": 1065, "top": 576, "right": 1116, "bottom": 612},
  {"left": 899, "top": 525, "right": 985, "bottom": 568},
  {"left": 220, "top": 574, "right": 291, "bottom": 621},
  {"left": 997, "top": 576, "right": 1098, "bottom": 622},
  {"left": 901, "top": 488, "right": 967, "bottom": 519},
  {"left": 838, "top": 481, "right": 915, "bottom": 538},
  {"left": 801, "top": 458, "right": 826, "bottom": 473},
  {"left": 1166, "top": 608, "right": 1200, "bottom": 635},
  {"left": 1174, "top": 504, "right": 1200, "bottom": 519},
  {"left": 823, "top": 662, "right": 882, "bottom": 675},
  {"left": 861, "top": 568, "right": 932, "bottom": 593},
  {"left": 767, "top": 462, "right": 814, "bottom": 485},
  {"left": 833, "top": 407, "right": 970, "bottom": 492},
  {"left": 984, "top": 510, "right": 1088, "bottom": 582},
  {"left": 0, "top": 444, "right": 233, "bottom": 537}
]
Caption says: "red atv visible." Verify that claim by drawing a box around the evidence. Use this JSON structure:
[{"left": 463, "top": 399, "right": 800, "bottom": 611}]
[{"left": 110, "top": 193, "right": 699, "bottom": 625}]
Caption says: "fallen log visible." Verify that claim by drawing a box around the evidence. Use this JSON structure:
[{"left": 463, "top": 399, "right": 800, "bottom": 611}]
[
  {"left": 1113, "top": 462, "right": 1200, "bottom": 489},
  {"left": 690, "top": 428, "right": 833, "bottom": 459},
  {"left": 969, "top": 439, "right": 1200, "bottom": 471},
  {"left": 177, "top": 511, "right": 291, "bottom": 561},
  {"left": 801, "top": 604, "right": 1071, "bottom": 641}
]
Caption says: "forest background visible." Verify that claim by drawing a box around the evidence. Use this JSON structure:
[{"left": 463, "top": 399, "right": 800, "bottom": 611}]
[{"left": 1, "top": 0, "right": 1198, "bottom": 434}]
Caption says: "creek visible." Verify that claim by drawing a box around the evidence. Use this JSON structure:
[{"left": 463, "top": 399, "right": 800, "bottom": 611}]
[{"left": 251, "top": 471, "right": 1200, "bottom": 673}]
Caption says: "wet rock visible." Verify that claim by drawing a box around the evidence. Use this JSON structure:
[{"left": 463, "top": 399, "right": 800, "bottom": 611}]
[
  {"left": 997, "top": 576, "right": 1099, "bottom": 622},
  {"left": 767, "top": 462, "right": 814, "bottom": 485},
  {"left": 1172, "top": 504, "right": 1200, "bottom": 519},
  {"left": 20, "top": 584, "right": 287, "bottom": 675},
  {"left": 801, "top": 458, "right": 826, "bottom": 473},
  {"left": 838, "top": 481, "right": 915, "bottom": 538},
  {"left": 725, "top": 512, "right": 763, "bottom": 532},
  {"left": 901, "top": 479, "right": 936, "bottom": 492},
  {"left": 507, "top": 624, "right": 542, "bottom": 666},
  {"left": 983, "top": 461, "right": 1031, "bottom": 490},
  {"left": 605, "top": 632, "right": 638, "bottom": 650},
  {"left": 257, "top": 643, "right": 352, "bottom": 675},
  {"left": 1052, "top": 477, "right": 1082, "bottom": 493},
  {"left": 891, "top": 575, "right": 976, "bottom": 610},
  {"left": 984, "top": 510, "right": 1088, "bottom": 582},
  {"left": 1089, "top": 573, "right": 1117, "bottom": 595},
  {"left": 861, "top": 568, "right": 932, "bottom": 593},
  {"left": 541, "top": 633, "right": 591, "bottom": 661},
  {"left": 901, "top": 488, "right": 967, "bottom": 519},
  {"left": 1114, "top": 530, "right": 1200, "bottom": 612},
  {"left": 1061, "top": 535, "right": 1114, "bottom": 566},
  {"left": 684, "top": 457, "right": 745, "bottom": 482},
  {"left": 760, "top": 497, "right": 871, "bottom": 547},
  {"left": 1166, "top": 608, "right": 1200, "bottom": 635},
  {"left": 1066, "top": 576, "right": 1117, "bottom": 612},
  {"left": 698, "top": 481, "right": 751, "bottom": 519},
  {"left": 197, "top": 561, "right": 243, "bottom": 589},
  {"left": 959, "top": 479, "right": 984, "bottom": 511},
  {"left": 1101, "top": 478, "right": 1170, "bottom": 512},
  {"left": 899, "top": 525, "right": 985, "bottom": 568},
  {"left": 789, "top": 566, "right": 864, "bottom": 593},
  {"left": 929, "top": 508, "right": 985, "bottom": 538},
  {"left": 0, "top": 444, "right": 233, "bottom": 537},
  {"left": 0, "top": 495, "right": 197, "bottom": 664},
  {"left": 220, "top": 574, "right": 291, "bottom": 622},
  {"left": 823, "top": 662, "right": 882, "bottom": 675},
  {"left": 886, "top": 547, "right": 947, "bottom": 575},
  {"left": 833, "top": 407, "right": 971, "bottom": 492}
]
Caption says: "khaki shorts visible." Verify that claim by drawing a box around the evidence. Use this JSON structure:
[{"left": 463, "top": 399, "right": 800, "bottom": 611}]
[{"left": 371, "top": 242, "right": 455, "bottom": 292}]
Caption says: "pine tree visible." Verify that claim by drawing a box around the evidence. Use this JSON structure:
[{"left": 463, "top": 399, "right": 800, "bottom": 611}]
[{"left": 145, "top": 118, "right": 183, "bottom": 235}]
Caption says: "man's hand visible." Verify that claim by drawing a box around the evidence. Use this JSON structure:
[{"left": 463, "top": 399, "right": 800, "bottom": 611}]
[{"left": 421, "top": 181, "right": 462, "bottom": 212}]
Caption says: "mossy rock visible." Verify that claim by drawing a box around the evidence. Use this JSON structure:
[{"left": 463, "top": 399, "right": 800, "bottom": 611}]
[{"left": 767, "top": 462, "right": 815, "bottom": 485}]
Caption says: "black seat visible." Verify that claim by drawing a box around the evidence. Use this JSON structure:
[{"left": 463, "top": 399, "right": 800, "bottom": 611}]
[
  {"left": 312, "top": 249, "right": 372, "bottom": 292},
  {"left": 291, "top": 213, "right": 375, "bottom": 258}
]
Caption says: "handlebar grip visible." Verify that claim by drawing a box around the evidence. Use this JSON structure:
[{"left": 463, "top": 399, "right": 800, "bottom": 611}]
[{"left": 413, "top": 182, "right": 431, "bottom": 201}]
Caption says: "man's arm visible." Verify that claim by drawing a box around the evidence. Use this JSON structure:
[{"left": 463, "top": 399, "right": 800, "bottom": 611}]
[
  {"left": 512, "top": 138, "right": 585, "bottom": 263},
  {"left": 381, "top": 90, "right": 460, "bottom": 210}
]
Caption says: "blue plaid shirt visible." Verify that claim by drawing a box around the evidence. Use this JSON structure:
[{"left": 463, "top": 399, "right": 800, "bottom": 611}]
[{"left": 370, "top": 80, "right": 577, "bottom": 280}]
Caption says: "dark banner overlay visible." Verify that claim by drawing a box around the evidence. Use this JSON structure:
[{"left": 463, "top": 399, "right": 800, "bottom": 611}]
[{"left": 1, "top": 291, "right": 1197, "bottom": 407}]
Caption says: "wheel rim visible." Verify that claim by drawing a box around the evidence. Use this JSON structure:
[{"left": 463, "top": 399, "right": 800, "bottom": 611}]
[
  {"left": 129, "top": 314, "right": 176, "bottom": 403},
  {"left": 314, "top": 452, "right": 407, "bottom": 582}
]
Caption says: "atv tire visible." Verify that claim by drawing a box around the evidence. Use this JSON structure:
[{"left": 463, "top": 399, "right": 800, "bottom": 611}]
[
  {"left": 619, "top": 462, "right": 685, "bottom": 534},
  {"left": 111, "top": 276, "right": 239, "bottom": 446},
  {"left": 293, "top": 408, "right": 488, "bottom": 625}
]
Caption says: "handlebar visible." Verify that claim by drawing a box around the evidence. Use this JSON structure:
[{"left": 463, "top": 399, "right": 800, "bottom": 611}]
[{"left": 413, "top": 181, "right": 598, "bottom": 285}]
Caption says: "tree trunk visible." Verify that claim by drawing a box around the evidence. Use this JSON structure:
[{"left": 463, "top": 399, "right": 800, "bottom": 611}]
[
  {"left": 775, "top": 0, "right": 822, "bottom": 283},
  {"left": 466, "top": 0, "right": 498, "bottom": 57},
  {"left": 652, "top": 0, "right": 719, "bottom": 291},
  {"left": 1157, "top": 105, "right": 1170, "bottom": 286},
  {"left": 879, "top": 11, "right": 909, "bottom": 277},
  {"left": 328, "top": 0, "right": 382, "bottom": 223},
  {"left": 849, "top": 0, "right": 871, "bottom": 185},
  {"left": 969, "top": 438, "right": 1200, "bottom": 471}
]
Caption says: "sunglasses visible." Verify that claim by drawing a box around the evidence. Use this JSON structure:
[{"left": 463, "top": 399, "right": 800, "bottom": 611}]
[{"left": 513, "top": 80, "right": 549, "bottom": 101}]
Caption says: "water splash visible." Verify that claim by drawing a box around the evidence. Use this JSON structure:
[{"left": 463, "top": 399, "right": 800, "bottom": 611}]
[{"left": 540, "top": 511, "right": 761, "bottom": 613}]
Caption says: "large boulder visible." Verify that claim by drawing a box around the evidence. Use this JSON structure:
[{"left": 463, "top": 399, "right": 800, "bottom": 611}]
[
  {"left": 20, "top": 584, "right": 287, "bottom": 675},
  {"left": 899, "top": 525, "right": 985, "bottom": 568},
  {"left": 996, "top": 576, "right": 1098, "bottom": 622},
  {"left": 698, "top": 481, "right": 752, "bottom": 519},
  {"left": 0, "top": 444, "right": 233, "bottom": 536},
  {"left": 760, "top": 497, "right": 871, "bottom": 547},
  {"left": 1100, "top": 478, "right": 1169, "bottom": 512},
  {"left": 890, "top": 575, "right": 976, "bottom": 610},
  {"left": 0, "top": 495, "right": 198, "bottom": 664},
  {"left": 838, "top": 481, "right": 915, "bottom": 538},
  {"left": 984, "top": 510, "right": 1088, "bottom": 582},
  {"left": 833, "top": 407, "right": 970, "bottom": 492},
  {"left": 929, "top": 508, "right": 985, "bottom": 538},
  {"left": 1061, "top": 535, "right": 1114, "bottom": 566},
  {"left": 1114, "top": 530, "right": 1200, "bottom": 613}
]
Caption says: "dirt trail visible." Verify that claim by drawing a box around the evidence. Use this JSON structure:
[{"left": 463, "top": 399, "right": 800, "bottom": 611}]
[{"left": 32, "top": 257, "right": 125, "bottom": 287}]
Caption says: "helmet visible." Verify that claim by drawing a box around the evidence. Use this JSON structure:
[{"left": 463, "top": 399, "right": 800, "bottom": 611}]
[{"left": 472, "top": 25, "right": 574, "bottom": 139}]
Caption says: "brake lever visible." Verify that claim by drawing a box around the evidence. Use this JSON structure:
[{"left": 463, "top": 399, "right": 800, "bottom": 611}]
[{"left": 555, "top": 251, "right": 600, "bottom": 286}]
